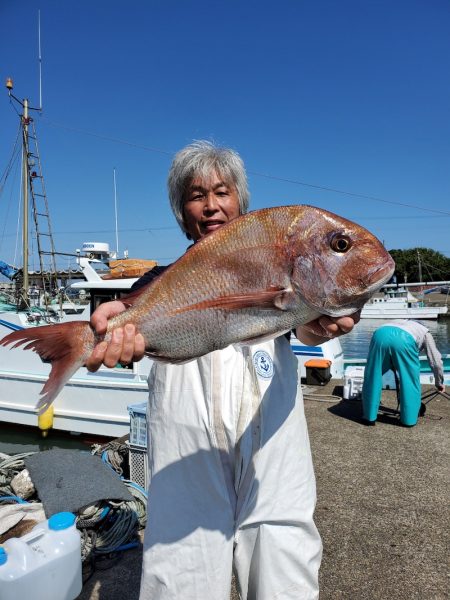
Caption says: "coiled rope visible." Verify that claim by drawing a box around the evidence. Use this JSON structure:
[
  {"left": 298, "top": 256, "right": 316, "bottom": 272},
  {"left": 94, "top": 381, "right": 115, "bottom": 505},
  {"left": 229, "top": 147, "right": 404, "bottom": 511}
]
[
  {"left": 0, "top": 439, "right": 147, "bottom": 566},
  {"left": 0, "top": 452, "right": 36, "bottom": 495}
]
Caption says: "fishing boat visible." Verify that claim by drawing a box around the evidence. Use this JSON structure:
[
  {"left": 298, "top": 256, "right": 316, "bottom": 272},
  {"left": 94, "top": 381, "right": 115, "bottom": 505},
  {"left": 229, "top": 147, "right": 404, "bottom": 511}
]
[
  {"left": 0, "top": 81, "right": 154, "bottom": 437},
  {"left": 0, "top": 243, "right": 154, "bottom": 438},
  {"left": 360, "top": 287, "right": 448, "bottom": 320}
]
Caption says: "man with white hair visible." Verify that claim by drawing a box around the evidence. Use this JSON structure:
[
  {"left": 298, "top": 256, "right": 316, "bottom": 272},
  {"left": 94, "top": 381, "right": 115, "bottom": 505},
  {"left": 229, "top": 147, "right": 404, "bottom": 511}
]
[{"left": 87, "top": 141, "right": 359, "bottom": 599}]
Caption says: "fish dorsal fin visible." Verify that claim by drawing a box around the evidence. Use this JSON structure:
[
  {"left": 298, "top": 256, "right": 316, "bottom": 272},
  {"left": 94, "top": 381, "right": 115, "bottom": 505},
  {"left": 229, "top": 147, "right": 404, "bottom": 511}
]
[{"left": 171, "top": 286, "right": 297, "bottom": 315}]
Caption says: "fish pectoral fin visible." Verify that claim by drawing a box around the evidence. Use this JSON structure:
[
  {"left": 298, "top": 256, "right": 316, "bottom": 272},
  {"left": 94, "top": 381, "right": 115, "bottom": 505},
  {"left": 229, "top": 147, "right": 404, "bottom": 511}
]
[
  {"left": 171, "top": 286, "right": 294, "bottom": 314},
  {"left": 272, "top": 288, "right": 299, "bottom": 311}
]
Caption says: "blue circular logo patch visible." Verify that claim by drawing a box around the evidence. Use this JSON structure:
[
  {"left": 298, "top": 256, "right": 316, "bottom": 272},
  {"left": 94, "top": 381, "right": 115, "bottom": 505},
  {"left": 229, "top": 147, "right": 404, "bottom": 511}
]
[{"left": 253, "top": 350, "right": 274, "bottom": 379}]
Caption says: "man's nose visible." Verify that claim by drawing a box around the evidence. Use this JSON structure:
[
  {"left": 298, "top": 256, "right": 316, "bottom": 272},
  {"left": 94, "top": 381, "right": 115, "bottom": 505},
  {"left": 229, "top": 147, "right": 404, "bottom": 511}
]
[{"left": 204, "top": 192, "right": 219, "bottom": 211}]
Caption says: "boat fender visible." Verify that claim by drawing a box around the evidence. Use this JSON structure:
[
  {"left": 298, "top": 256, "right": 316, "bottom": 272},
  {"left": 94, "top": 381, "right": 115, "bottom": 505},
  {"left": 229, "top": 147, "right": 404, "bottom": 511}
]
[{"left": 38, "top": 405, "right": 54, "bottom": 437}]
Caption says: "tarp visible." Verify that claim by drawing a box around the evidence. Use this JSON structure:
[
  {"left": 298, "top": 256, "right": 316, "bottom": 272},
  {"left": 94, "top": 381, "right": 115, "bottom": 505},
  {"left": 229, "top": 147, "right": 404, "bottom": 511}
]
[
  {"left": 0, "top": 260, "right": 18, "bottom": 280},
  {"left": 25, "top": 449, "right": 133, "bottom": 517}
]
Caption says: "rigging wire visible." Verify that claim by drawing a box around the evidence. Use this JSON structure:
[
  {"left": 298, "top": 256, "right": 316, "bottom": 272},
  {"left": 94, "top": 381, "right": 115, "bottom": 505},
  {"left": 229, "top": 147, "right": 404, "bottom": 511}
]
[
  {"left": 40, "top": 116, "right": 172, "bottom": 156},
  {"left": 7, "top": 95, "right": 22, "bottom": 118},
  {"left": 248, "top": 171, "right": 450, "bottom": 217},
  {"left": 0, "top": 225, "right": 178, "bottom": 239},
  {"left": 13, "top": 148, "right": 24, "bottom": 268},
  {"left": 39, "top": 116, "right": 450, "bottom": 217},
  {"left": 0, "top": 152, "right": 21, "bottom": 257},
  {"left": 0, "top": 122, "right": 22, "bottom": 194}
]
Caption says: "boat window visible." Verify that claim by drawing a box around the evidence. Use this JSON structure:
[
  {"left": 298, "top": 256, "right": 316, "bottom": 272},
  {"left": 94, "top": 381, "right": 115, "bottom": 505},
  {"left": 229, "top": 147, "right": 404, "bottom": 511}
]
[{"left": 91, "top": 290, "right": 128, "bottom": 311}]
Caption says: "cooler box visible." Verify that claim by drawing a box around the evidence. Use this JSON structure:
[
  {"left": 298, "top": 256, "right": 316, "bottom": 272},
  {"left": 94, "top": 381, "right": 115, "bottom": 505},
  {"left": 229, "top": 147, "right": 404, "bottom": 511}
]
[
  {"left": 304, "top": 359, "right": 332, "bottom": 386},
  {"left": 343, "top": 366, "right": 365, "bottom": 400}
]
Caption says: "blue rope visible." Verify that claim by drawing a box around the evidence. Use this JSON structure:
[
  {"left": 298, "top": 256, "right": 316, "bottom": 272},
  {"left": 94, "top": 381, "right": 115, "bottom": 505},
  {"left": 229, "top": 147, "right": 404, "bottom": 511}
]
[{"left": 0, "top": 495, "right": 29, "bottom": 504}]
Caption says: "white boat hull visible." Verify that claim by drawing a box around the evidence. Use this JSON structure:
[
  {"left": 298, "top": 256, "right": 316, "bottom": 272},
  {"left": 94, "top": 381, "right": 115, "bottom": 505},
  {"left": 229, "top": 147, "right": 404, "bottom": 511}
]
[
  {"left": 360, "top": 286, "right": 448, "bottom": 320},
  {"left": 0, "top": 312, "right": 152, "bottom": 438},
  {"left": 360, "top": 305, "right": 447, "bottom": 319}
]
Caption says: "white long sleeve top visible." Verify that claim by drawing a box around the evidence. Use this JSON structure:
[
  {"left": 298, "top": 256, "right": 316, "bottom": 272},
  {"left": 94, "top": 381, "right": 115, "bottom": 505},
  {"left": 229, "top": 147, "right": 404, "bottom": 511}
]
[{"left": 381, "top": 319, "right": 444, "bottom": 387}]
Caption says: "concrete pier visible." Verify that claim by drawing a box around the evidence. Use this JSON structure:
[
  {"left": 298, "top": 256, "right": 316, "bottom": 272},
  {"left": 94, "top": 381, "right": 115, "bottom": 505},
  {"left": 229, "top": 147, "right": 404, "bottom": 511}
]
[{"left": 78, "top": 382, "right": 449, "bottom": 600}]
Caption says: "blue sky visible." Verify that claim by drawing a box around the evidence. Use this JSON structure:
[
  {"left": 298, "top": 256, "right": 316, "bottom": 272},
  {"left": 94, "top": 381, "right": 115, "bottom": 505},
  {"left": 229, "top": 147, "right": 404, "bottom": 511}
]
[{"left": 1, "top": 0, "right": 449, "bottom": 275}]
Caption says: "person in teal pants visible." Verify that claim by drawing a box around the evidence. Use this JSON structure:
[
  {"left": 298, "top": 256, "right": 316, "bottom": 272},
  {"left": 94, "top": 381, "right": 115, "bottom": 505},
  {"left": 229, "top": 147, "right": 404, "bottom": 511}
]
[{"left": 362, "top": 320, "right": 445, "bottom": 426}]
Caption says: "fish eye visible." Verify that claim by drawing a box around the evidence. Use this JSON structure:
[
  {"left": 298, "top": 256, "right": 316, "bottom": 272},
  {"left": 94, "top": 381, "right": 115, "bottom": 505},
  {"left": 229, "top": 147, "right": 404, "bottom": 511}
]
[{"left": 330, "top": 234, "right": 351, "bottom": 253}]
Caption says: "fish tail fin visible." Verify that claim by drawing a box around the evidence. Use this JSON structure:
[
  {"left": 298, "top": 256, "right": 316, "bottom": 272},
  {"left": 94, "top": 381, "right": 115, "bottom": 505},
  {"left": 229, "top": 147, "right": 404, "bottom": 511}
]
[{"left": 0, "top": 321, "right": 94, "bottom": 414}]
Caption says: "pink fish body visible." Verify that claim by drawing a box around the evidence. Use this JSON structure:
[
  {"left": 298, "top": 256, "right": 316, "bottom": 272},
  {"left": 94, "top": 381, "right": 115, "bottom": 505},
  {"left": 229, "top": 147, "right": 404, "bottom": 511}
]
[{"left": 1, "top": 205, "right": 395, "bottom": 413}]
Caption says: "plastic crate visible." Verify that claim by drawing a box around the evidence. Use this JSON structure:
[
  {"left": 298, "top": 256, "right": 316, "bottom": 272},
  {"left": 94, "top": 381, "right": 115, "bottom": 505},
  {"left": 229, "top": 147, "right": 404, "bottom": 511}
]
[
  {"left": 128, "top": 443, "right": 148, "bottom": 490},
  {"left": 128, "top": 401, "right": 148, "bottom": 448}
]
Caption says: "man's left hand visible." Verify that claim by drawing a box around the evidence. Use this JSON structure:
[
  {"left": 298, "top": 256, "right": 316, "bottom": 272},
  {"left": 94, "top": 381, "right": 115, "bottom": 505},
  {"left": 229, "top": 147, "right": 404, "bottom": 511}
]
[{"left": 296, "top": 311, "right": 361, "bottom": 345}]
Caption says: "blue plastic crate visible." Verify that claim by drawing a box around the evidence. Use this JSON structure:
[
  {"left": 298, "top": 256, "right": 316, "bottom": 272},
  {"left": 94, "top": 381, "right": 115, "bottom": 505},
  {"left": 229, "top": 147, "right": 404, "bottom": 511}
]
[
  {"left": 128, "top": 401, "right": 148, "bottom": 448},
  {"left": 128, "top": 443, "right": 148, "bottom": 489}
]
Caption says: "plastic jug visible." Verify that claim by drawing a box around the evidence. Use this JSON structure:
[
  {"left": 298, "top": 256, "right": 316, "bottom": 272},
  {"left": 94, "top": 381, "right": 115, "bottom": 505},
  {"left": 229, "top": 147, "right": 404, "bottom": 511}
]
[{"left": 0, "top": 511, "right": 82, "bottom": 600}]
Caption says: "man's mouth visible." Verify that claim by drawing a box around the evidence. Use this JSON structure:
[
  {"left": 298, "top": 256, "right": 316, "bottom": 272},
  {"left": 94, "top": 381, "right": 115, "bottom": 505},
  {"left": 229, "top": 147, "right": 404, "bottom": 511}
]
[{"left": 202, "top": 220, "right": 224, "bottom": 233}]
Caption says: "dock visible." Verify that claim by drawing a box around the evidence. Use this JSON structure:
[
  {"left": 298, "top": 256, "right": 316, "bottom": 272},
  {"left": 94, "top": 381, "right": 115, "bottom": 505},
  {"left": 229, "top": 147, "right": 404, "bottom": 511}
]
[{"left": 77, "top": 382, "right": 449, "bottom": 600}]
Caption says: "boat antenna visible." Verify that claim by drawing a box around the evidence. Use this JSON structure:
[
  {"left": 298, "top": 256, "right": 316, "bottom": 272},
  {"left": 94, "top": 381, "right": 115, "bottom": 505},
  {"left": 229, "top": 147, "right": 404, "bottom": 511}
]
[
  {"left": 113, "top": 168, "right": 119, "bottom": 257},
  {"left": 38, "top": 9, "right": 43, "bottom": 111}
]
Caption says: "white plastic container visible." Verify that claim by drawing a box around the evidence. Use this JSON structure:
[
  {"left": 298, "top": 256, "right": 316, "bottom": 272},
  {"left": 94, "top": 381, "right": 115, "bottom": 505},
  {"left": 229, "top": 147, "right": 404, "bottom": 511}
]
[
  {"left": 343, "top": 366, "right": 366, "bottom": 400},
  {"left": 0, "top": 511, "right": 82, "bottom": 600}
]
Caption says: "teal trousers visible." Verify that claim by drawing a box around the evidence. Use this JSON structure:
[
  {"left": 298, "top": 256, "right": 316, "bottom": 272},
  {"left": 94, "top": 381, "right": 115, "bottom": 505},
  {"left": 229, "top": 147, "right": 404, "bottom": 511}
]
[{"left": 362, "top": 326, "right": 421, "bottom": 426}]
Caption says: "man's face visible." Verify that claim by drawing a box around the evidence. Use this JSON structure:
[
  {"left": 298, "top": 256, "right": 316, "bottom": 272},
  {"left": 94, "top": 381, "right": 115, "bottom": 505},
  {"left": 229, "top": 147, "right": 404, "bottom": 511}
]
[{"left": 183, "top": 171, "right": 241, "bottom": 241}]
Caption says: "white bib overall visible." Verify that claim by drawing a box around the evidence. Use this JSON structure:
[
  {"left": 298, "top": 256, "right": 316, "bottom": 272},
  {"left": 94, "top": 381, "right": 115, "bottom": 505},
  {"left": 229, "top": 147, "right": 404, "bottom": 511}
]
[{"left": 139, "top": 335, "right": 322, "bottom": 599}]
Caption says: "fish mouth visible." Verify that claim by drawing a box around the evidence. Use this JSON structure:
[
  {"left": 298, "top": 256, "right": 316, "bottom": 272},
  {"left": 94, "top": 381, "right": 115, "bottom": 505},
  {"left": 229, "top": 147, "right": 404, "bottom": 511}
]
[
  {"left": 315, "top": 257, "right": 396, "bottom": 318},
  {"left": 366, "top": 258, "right": 395, "bottom": 290}
]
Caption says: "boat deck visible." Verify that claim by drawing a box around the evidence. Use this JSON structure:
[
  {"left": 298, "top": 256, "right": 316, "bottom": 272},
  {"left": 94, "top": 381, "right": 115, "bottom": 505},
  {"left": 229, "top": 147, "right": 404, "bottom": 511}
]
[{"left": 77, "top": 381, "right": 449, "bottom": 600}]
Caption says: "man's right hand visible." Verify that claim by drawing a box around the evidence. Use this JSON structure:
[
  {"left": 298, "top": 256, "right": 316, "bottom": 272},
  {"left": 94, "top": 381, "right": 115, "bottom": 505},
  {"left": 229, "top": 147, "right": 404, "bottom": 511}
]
[{"left": 86, "top": 300, "right": 146, "bottom": 372}]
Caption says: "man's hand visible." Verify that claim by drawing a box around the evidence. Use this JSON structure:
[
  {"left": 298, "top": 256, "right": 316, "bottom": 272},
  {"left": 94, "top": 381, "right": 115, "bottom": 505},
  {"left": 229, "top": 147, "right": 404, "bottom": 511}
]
[
  {"left": 436, "top": 383, "right": 445, "bottom": 393},
  {"left": 86, "top": 300, "right": 146, "bottom": 372},
  {"left": 296, "top": 311, "right": 361, "bottom": 346}
]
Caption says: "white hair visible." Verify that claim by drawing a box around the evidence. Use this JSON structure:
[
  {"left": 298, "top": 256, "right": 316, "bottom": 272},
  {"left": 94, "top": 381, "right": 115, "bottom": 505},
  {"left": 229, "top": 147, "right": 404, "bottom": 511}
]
[{"left": 167, "top": 141, "right": 250, "bottom": 238}]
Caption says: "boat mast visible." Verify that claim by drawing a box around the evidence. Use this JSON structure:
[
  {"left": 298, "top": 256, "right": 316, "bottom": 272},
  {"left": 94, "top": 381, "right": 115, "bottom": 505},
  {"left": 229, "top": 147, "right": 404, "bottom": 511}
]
[
  {"left": 6, "top": 79, "right": 33, "bottom": 308},
  {"left": 21, "top": 97, "right": 30, "bottom": 307}
]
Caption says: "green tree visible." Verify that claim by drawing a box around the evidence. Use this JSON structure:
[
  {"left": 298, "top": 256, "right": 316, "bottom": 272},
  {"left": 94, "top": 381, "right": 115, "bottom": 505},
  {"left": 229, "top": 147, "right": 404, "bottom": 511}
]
[{"left": 388, "top": 248, "right": 450, "bottom": 283}]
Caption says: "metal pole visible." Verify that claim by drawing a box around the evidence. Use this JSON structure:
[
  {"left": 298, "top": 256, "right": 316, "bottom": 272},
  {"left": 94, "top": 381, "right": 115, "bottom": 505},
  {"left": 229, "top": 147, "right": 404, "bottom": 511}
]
[
  {"left": 417, "top": 249, "right": 423, "bottom": 283},
  {"left": 21, "top": 98, "right": 29, "bottom": 306}
]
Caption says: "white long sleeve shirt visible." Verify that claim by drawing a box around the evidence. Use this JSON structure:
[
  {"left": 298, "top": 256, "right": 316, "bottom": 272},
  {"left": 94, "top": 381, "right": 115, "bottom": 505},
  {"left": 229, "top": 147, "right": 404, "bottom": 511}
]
[{"left": 381, "top": 320, "right": 444, "bottom": 387}]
